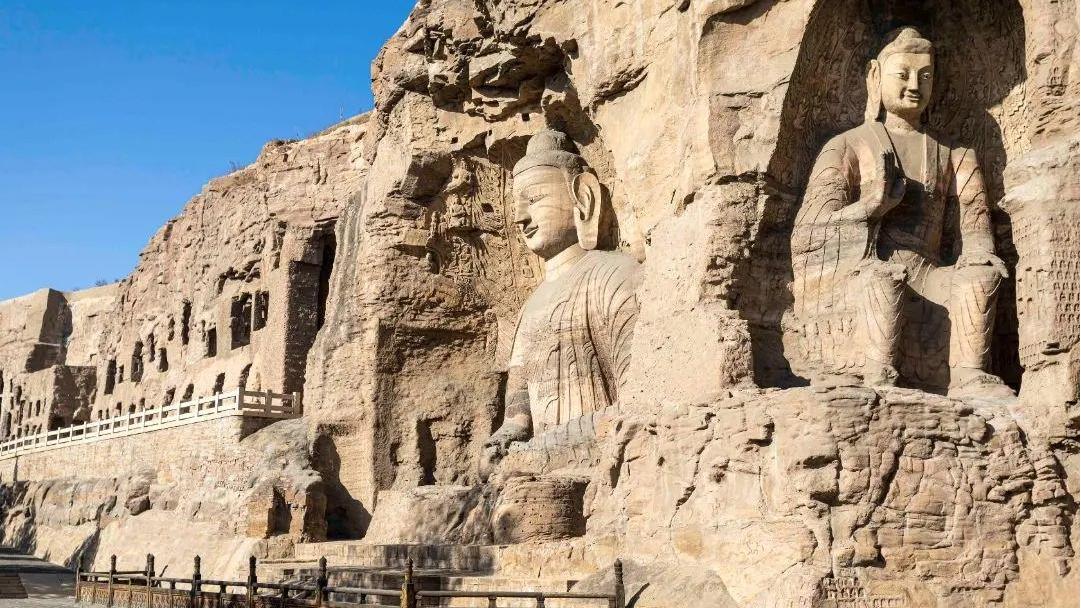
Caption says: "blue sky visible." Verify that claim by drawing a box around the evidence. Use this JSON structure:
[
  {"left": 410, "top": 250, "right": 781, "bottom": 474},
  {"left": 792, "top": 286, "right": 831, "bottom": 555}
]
[{"left": 0, "top": 1, "right": 416, "bottom": 300}]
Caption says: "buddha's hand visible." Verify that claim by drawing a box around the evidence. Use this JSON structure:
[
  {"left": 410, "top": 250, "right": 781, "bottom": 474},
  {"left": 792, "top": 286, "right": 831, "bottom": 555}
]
[
  {"left": 957, "top": 251, "right": 1009, "bottom": 279},
  {"left": 484, "top": 423, "right": 529, "bottom": 454},
  {"left": 479, "top": 424, "right": 529, "bottom": 481},
  {"left": 862, "top": 150, "right": 907, "bottom": 219}
]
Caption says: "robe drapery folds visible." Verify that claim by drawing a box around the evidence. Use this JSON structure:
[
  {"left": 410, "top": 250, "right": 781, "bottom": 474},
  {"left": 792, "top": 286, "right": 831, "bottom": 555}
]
[
  {"left": 790, "top": 122, "right": 975, "bottom": 375},
  {"left": 507, "top": 250, "right": 640, "bottom": 434}
]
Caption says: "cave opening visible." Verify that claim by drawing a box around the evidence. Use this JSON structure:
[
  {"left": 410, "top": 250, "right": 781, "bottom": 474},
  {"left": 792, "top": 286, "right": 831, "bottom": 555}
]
[
  {"left": 131, "top": 341, "right": 144, "bottom": 383},
  {"left": 180, "top": 301, "right": 192, "bottom": 345},
  {"left": 281, "top": 225, "right": 338, "bottom": 394},
  {"left": 231, "top": 293, "right": 253, "bottom": 349},
  {"left": 253, "top": 291, "right": 269, "bottom": 332},
  {"left": 316, "top": 233, "right": 336, "bottom": 331},
  {"left": 417, "top": 419, "right": 437, "bottom": 486},
  {"left": 204, "top": 327, "right": 218, "bottom": 358},
  {"left": 103, "top": 360, "right": 116, "bottom": 394}
]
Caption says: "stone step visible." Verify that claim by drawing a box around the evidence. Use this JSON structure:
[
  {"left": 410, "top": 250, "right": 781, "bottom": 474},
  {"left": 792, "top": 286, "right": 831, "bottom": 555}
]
[
  {"left": 0, "top": 573, "right": 27, "bottom": 598},
  {"left": 291, "top": 542, "right": 500, "bottom": 573}
]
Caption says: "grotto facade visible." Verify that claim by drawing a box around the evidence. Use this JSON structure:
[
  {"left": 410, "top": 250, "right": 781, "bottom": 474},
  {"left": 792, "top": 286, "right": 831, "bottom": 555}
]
[{"left": 0, "top": 1, "right": 1077, "bottom": 607}]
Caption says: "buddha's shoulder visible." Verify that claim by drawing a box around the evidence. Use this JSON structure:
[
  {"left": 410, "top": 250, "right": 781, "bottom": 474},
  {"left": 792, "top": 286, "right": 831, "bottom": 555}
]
[
  {"left": 582, "top": 249, "right": 639, "bottom": 271},
  {"left": 580, "top": 249, "right": 641, "bottom": 286},
  {"left": 810, "top": 126, "right": 867, "bottom": 162},
  {"left": 827, "top": 122, "right": 879, "bottom": 147},
  {"left": 816, "top": 123, "right": 942, "bottom": 166},
  {"left": 834, "top": 122, "right": 957, "bottom": 149}
]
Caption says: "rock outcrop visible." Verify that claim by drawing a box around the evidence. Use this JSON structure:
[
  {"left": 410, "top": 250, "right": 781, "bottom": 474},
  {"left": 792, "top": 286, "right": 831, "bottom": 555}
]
[{"left": 0, "top": 0, "right": 1077, "bottom": 606}]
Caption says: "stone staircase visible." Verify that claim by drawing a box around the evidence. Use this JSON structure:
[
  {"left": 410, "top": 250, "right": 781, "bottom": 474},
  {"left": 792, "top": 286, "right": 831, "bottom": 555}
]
[
  {"left": 260, "top": 542, "right": 606, "bottom": 608},
  {"left": 0, "top": 573, "right": 28, "bottom": 598},
  {"left": 0, "top": 546, "right": 70, "bottom": 600}
]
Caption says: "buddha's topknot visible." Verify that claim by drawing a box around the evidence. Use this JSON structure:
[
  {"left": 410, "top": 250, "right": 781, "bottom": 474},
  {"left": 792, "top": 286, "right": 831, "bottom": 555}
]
[
  {"left": 512, "top": 129, "right": 588, "bottom": 177},
  {"left": 876, "top": 27, "right": 933, "bottom": 61}
]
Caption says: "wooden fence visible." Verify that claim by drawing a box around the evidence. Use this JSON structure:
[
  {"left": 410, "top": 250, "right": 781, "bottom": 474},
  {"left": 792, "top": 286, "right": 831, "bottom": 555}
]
[
  {"left": 76, "top": 553, "right": 625, "bottom": 608},
  {"left": 0, "top": 388, "right": 301, "bottom": 460}
]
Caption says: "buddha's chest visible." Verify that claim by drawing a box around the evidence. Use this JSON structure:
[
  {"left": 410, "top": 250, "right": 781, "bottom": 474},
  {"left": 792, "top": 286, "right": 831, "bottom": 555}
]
[
  {"left": 513, "top": 271, "right": 607, "bottom": 387},
  {"left": 867, "top": 129, "right": 948, "bottom": 224},
  {"left": 889, "top": 131, "right": 934, "bottom": 181},
  {"left": 513, "top": 278, "right": 576, "bottom": 374},
  {"left": 862, "top": 127, "right": 953, "bottom": 261}
]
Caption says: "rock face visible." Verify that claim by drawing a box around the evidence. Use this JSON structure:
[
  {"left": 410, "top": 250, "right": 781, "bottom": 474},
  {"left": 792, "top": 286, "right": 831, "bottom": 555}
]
[
  {"left": 0, "top": 286, "right": 116, "bottom": 436},
  {"left": 591, "top": 387, "right": 1075, "bottom": 606},
  {"left": 0, "top": 0, "right": 1078, "bottom": 606},
  {"left": 0, "top": 418, "right": 324, "bottom": 577},
  {"left": 0, "top": 117, "right": 369, "bottom": 574}
]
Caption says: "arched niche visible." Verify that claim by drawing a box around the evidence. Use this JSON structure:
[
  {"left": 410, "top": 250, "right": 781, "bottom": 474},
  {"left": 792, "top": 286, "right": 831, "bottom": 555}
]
[{"left": 742, "top": 0, "right": 1026, "bottom": 389}]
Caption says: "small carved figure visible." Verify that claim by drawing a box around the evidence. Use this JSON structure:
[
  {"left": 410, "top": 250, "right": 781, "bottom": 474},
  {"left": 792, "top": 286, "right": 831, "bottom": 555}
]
[
  {"left": 791, "top": 28, "right": 1011, "bottom": 398},
  {"left": 482, "top": 130, "right": 640, "bottom": 473}
]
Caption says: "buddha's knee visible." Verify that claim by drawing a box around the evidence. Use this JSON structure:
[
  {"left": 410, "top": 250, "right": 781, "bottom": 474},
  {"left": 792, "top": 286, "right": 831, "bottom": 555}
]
[
  {"left": 952, "top": 264, "right": 1002, "bottom": 297},
  {"left": 857, "top": 260, "right": 908, "bottom": 288}
]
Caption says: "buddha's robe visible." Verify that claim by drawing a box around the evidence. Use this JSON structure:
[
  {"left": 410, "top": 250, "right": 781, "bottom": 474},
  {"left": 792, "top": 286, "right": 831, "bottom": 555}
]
[
  {"left": 790, "top": 121, "right": 999, "bottom": 382},
  {"left": 507, "top": 250, "right": 640, "bottom": 434}
]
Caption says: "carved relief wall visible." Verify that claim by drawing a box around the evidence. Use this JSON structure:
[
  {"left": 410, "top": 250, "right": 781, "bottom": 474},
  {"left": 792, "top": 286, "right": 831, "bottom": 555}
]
[{"left": 0, "top": 1, "right": 1075, "bottom": 604}]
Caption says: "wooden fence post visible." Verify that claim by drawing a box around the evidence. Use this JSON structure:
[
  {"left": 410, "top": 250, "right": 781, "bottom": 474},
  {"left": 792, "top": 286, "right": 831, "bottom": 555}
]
[
  {"left": 189, "top": 555, "right": 201, "bottom": 608},
  {"left": 400, "top": 558, "right": 416, "bottom": 608},
  {"left": 292, "top": 392, "right": 302, "bottom": 415},
  {"left": 316, "top": 556, "right": 328, "bottom": 607},
  {"left": 107, "top": 554, "right": 117, "bottom": 608},
  {"left": 73, "top": 552, "right": 82, "bottom": 601},
  {"left": 613, "top": 559, "right": 625, "bottom": 608},
  {"left": 146, "top": 553, "right": 155, "bottom": 608},
  {"left": 246, "top": 555, "right": 257, "bottom": 608}
]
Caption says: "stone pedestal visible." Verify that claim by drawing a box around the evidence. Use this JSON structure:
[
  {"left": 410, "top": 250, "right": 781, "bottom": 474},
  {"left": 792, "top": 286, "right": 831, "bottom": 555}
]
[{"left": 492, "top": 476, "right": 588, "bottom": 544}]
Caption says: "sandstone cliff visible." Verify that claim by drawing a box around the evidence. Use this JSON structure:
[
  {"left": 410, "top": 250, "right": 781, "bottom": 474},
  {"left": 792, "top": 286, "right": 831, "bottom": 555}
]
[
  {"left": 0, "top": 116, "right": 369, "bottom": 576},
  {"left": 0, "top": 0, "right": 1077, "bottom": 606}
]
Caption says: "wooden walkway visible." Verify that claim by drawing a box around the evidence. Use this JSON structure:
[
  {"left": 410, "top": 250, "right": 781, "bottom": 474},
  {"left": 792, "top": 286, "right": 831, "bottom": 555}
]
[
  {"left": 78, "top": 554, "right": 625, "bottom": 608},
  {"left": 0, "top": 388, "right": 301, "bottom": 460}
]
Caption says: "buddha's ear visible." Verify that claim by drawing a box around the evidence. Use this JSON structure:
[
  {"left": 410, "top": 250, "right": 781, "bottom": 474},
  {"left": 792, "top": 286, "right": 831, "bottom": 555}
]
[
  {"left": 571, "top": 171, "right": 602, "bottom": 251},
  {"left": 864, "top": 59, "right": 882, "bottom": 123}
]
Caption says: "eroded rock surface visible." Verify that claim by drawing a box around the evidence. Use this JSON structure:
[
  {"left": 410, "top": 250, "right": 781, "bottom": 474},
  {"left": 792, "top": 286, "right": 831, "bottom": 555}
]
[{"left": 0, "top": 0, "right": 1076, "bottom": 605}]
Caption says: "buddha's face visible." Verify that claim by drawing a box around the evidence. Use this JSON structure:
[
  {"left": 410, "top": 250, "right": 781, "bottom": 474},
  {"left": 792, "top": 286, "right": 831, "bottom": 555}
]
[
  {"left": 879, "top": 52, "right": 933, "bottom": 119},
  {"left": 513, "top": 166, "right": 579, "bottom": 260}
]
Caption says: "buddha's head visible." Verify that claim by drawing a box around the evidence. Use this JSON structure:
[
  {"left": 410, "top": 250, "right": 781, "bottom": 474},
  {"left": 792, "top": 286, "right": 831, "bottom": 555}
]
[
  {"left": 865, "top": 27, "right": 934, "bottom": 123},
  {"left": 511, "top": 130, "right": 602, "bottom": 260}
]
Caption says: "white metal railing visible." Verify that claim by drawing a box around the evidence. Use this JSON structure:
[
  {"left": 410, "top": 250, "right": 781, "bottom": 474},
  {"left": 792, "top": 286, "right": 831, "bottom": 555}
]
[{"left": 0, "top": 388, "right": 301, "bottom": 460}]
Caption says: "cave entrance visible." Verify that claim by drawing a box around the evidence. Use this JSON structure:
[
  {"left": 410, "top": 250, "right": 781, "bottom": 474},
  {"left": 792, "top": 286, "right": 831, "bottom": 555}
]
[
  {"left": 312, "top": 433, "right": 370, "bottom": 541},
  {"left": 282, "top": 226, "right": 337, "bottom": 394},
  {"left": 231, "top": 293, "right": 253, "bottom": 349}
]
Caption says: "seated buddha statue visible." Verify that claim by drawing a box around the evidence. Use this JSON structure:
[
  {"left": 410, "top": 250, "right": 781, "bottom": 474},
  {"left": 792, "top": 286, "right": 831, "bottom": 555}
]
[
  {"left": 790, "top": 27, "right": 1011, "bottom": 398},
  {"left": 482, "top": 129, "right": 640, "bottom": 475}
]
